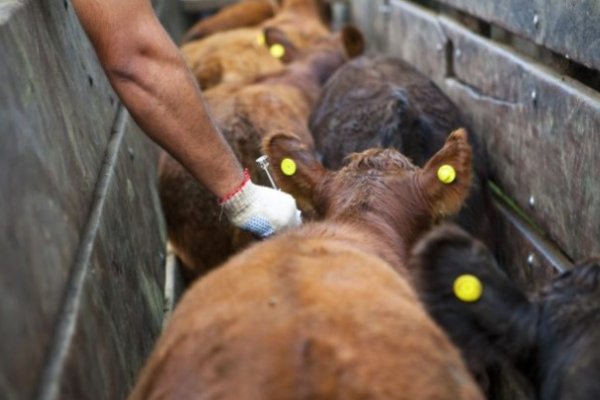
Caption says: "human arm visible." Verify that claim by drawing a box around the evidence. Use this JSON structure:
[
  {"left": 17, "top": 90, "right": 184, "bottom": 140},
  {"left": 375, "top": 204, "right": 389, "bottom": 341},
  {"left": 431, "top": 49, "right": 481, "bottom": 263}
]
[{"left": 71, "top": 0, "right": 300, "bottom": 235}]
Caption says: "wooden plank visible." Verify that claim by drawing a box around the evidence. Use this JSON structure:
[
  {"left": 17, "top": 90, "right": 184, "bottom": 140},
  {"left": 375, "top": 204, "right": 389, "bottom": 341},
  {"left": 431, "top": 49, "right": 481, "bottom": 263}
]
[
  {"left": 434, "top": 0, "right": 600, "bottom": 71},
  {"left": 349, "top": 0, "right": 388, "bottom": 51},
  {"left": 0, "top": 1, "right": 118, "bottom": 397},
  {"left": 0, "top": 0, "right": 184, "bottom": 398},
  {"left": 441, "top": 17, "right": 600, "bottom": 263},
  {"left": 491, "top": 191, "right": 567, "bottom": 293},
  {"left": 54, "top": 122, "right": 165, "bottom": 400},
  {"left": 484, "top": 190, "right": 568, "bottom": 400},
  {"left": 163, "top": 246, "right": 185, "bottom": 328},
  {"left": 388, "top": 0, "right": 447, "bottom": 81},
  {"left": 386, "top": 0, "right": 600, "bottom": 264}
]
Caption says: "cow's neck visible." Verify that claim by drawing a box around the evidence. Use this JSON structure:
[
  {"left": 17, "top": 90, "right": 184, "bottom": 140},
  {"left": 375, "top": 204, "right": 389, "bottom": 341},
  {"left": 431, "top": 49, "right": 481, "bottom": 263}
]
[
  {"left": 320, "top": 191, "right": 433, "bottom": 275},
  {"left": 294, "top": 220, "right": 406, "bottom": 277},
  {"left": 312, "top": 217, "right": 414, "bottom": 277}
]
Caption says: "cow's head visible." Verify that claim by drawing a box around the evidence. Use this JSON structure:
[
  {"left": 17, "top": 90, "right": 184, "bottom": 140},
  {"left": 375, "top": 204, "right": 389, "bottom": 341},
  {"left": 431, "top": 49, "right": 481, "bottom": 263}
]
[
  {"left": 411, "top": 224, "right": 600, "bottom": 400},
  {"left": 261, "top": 24, "right": 364, "bottom": 65},
  {"left": 264, "top": 0, "right": 332, "bottom": 49},
  {"left": 263, "top": 128, "right": 472, "bottom": 259}
]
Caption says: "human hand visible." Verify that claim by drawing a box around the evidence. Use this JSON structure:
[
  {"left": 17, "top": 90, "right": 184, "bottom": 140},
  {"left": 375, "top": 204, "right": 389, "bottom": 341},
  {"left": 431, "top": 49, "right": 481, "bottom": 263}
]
[{"left": 222, "top": 180, "right": 302, "bottom": 238}]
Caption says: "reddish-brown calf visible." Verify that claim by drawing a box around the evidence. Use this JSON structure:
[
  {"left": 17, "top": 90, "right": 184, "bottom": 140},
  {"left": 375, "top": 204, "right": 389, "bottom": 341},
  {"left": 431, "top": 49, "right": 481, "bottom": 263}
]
[
  {"left": 180, "top": 0, "right": 277, "bottom": 44},
  {"left": 181, "top": 0, "right": 330, "bottom": 89},
  {"left": 160, "top": 26, "right": 365, "bottom": 280},
  {"left": 264, "top": 128, "right": 474, "bottom": 270},
  {"left": 129, "top": 130, "right": 483, "bottom": 400},
  {"left": 181, "top": 0, "right": 331, "bottom": 44}
]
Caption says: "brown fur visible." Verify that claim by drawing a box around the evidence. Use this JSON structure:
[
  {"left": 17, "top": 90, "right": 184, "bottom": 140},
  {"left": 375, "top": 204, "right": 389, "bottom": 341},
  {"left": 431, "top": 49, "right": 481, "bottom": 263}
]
[
  {"left": 181, "top": 0, "right": 277, "bottom": 44},
  {"left": 181, "top": 0, "right": 332, "bottom": 44},
  {"left": 160, "top": 27, "right": 365, "bottom": 280},
  {"left": 264, "top": 128, "right": 473, "bottom": 269},
  {"left": 309, "top": 55, "right": 496, "bottom": 251},
  {"left": 130, "top": 131, "right": 482, "bottom": 400},
  {"left": 181, "top": 0, "right": 331, "bottom": 90}
]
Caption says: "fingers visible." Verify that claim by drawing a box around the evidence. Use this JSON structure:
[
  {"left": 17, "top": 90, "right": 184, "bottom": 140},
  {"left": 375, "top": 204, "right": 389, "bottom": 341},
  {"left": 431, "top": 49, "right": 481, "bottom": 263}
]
[{"left": 222, "top": 181, "right": 302, "bottom": 238}]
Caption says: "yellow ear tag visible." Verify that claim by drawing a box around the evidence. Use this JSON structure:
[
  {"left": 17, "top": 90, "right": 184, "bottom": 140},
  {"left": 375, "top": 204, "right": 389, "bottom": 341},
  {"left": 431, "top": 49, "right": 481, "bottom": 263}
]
[
  {"left": 453, "top": 274, "right": 483, "bottom": 303},
  {"left": 256, "top": 33, "right": 266, "bottom": 46},
  {"left": 280, "top": 158, "right": 297, "bottom": 176},
  {"left": 437, "top": 164, "right": 456, "bottom": 184},
  {"left": 270, "top": 43, "right": 286, "bottom": 59}
]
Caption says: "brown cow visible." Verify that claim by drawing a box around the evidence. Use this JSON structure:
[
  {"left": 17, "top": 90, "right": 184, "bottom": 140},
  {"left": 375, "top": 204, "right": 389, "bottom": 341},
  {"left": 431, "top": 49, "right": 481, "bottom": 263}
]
[
  {"left": 129, "top": 130, "right": 483, "bottom": 400},
  {"left": 264, "top": 128, "right": 474, "bottom": 271},
  {"left": 180, "top": 0, "right": 278, "bottom": 44},
  {"left": 181, "top": 0, "right": 332, "bottom": 44},
  {"left": 181, "top": 0, "right": 331, "bottom": 90},
  {"left": 160, "top": 26, "right": 365, "bottom": 280},
  {"left": 309, "top": 54, "right": 496, "bottom": 251}
]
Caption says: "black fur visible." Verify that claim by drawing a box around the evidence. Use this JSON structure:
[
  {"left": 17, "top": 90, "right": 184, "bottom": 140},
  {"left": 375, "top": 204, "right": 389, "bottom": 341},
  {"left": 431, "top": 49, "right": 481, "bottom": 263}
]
[
  {"left": 411, "top": 224, "right": 600, "bottom": 400},
  {"left": 309, "top": 55, "right": 495, "bottom": 250}
]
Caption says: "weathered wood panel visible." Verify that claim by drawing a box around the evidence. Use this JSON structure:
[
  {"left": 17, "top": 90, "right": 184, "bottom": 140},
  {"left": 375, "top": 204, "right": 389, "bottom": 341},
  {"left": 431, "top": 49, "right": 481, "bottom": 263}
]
[
  {"left": 0, "top": 1, "right": 118, "bottom": 397},
  {"left": 385, "top": 0, "right": 600, "bottom": 264},
  {"left": 1, "top": 0, "right": 185, "bottom": 398},
  {"left": 156, "top": 0, "right": 188, "bottom": 42},
  {"left": 387, "top": 0, "right": 446, "bottom": 80},
  {"left": 434, "top": 0, "right": 600, "bottom": 71},
  {"left": 491, "top": 193, "right": 566, "bottom": 293},
  {"left": 55, "top": 121, "right": 165, "bottom": 400},
  {"left": 349, "top": 0, "right": 388, "bottom": 51},
  {"left": 441, "top": 18, "right": 600, "bottom": 263}
]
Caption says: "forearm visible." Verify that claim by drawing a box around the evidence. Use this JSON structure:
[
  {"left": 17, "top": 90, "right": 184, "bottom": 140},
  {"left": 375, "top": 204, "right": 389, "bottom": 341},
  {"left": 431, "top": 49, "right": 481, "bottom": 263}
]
[
  {"left": 72, "top": 0, "right": 243, "bottom": 198},
  {"left": 107, "top": 31, "right": 244, "bottom": 198},
  {"left": 71, "top": 0, "right": 302, "bottom": 237}
]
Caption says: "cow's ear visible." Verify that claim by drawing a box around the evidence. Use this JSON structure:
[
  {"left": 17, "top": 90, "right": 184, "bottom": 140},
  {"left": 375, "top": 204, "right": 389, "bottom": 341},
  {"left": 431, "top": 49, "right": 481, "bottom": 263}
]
[
  {"left": 418, "top": 128, "right": 473, "bottom": 219},
  {"left": 262, "top": 132, "right": 329, "bottom": 217},
  {"left": 410, "top": 224, "right": 537, "bottom": 373},
  {"left": 339, "top": 25, "right": 365, "bottom": 59},
  {"left": 262, "top": 27, "right": 300, "bottom": 63}
]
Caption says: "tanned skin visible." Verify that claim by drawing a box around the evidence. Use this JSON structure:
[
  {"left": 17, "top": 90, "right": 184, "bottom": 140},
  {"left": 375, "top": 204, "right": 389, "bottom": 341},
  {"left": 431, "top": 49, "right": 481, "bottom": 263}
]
[{"left": 71, "top": 0, "right": 244, "bottom": 198}]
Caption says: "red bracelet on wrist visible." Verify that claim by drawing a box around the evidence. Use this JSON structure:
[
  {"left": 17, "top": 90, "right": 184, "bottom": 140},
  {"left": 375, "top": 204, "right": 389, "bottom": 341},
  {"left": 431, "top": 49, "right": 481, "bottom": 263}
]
[{"left": 219, "top": 168, "right": 251, "bottom": 205}]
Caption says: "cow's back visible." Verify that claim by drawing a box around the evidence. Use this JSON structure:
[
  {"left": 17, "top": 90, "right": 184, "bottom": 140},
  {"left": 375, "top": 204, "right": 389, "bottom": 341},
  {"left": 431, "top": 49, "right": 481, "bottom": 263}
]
[{"left": 129, "top": 227, "right": 483, "bottom": 400}]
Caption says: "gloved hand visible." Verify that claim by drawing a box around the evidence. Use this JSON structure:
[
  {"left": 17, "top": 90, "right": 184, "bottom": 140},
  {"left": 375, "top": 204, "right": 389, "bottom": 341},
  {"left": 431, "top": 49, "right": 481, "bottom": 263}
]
[{"left": 221, "top": 176, "right": 302, "bottom": 238}]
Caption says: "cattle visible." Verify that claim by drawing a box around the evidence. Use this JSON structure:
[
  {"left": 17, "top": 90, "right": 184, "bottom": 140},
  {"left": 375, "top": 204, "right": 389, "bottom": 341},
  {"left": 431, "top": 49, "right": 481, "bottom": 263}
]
[
  {"left": 181, "top": 0, "right": 331, "bottom": 44},
  {"left": 180, "top": 0, "right": 277, "bottom": 44},
  {"left": 308, "top": 54, "right": 496, "bottom": 251},
  {"left": 181, "top": 0, "right": 331, "bottom": 90},
  {"left": 264, "top": 128, "right": 473, "bottom": 270},
  {"left": 159, "top": 26, "right": 365, "bottom": 280},
  {"left": 129, "top": 130, "right": 484, "bottom": 400},
  {"left": 411, "top": 224, "right": 600, "bottom": 400}
]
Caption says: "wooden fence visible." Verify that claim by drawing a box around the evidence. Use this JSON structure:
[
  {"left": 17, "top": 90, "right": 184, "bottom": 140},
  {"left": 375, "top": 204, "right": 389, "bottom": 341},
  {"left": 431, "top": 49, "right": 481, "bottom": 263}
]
[{"left": 0, "top": 1, "right": 186, "bottom": 399}]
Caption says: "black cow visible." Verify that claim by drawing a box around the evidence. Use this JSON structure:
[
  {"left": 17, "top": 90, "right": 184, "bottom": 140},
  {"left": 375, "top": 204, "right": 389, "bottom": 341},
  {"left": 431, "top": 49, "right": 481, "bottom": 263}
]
[
  {"left": 309, "top": 54, "right": 495, "bottom": 250},
  {"left": 412, "top": 224, "right": 600, "bottom": 400}
]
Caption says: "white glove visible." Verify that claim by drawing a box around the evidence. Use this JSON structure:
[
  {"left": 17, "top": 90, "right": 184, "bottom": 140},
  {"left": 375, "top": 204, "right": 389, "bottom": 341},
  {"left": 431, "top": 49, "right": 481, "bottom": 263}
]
[{"left": 222, "top": 179, "right": 302, "bottom": 238}]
